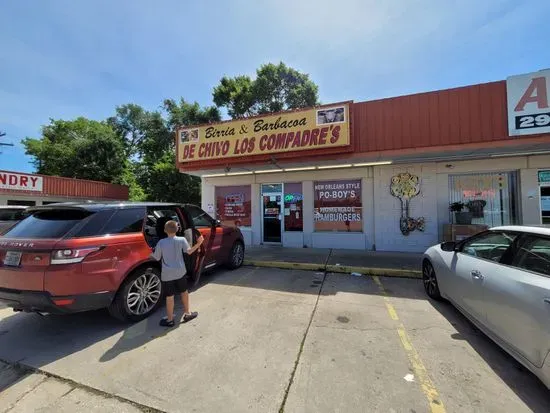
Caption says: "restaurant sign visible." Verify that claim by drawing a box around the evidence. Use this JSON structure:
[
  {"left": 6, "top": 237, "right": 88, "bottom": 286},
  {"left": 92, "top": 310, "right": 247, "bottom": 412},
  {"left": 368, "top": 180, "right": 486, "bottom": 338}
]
[{"left": 177, "top": 103, "right": 350, "bottom": 162}]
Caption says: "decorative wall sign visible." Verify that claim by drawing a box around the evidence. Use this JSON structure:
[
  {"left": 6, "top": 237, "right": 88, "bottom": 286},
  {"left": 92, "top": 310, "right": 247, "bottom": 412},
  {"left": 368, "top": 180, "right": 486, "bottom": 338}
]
[{"left": 390, "top": 173, "right": 425, "bottom": 236}]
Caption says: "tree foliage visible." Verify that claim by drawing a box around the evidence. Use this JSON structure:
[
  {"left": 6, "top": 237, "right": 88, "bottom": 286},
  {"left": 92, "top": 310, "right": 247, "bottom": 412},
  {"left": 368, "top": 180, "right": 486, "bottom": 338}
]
[
  {"left": 137, "top": 99, "right": 220, "bottom": 203},
  {"left": 107, "top": 99, "right": 220, "bottom": 203},
  {"left": 23, "top": 118, "right": 126, "bottom": 182},
  {"left": 213, "top": 62, "right": 319, "bottom": 118}
]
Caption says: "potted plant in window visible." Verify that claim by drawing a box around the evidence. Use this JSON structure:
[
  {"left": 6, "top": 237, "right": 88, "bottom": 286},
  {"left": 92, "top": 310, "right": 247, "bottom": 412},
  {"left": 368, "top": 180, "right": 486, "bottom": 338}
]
[
  {"left": 449, "top": 201, "right": 472, "bottom": 225},
  {"left": 466, "top": 199, "right": 487, "bottom": 219}
]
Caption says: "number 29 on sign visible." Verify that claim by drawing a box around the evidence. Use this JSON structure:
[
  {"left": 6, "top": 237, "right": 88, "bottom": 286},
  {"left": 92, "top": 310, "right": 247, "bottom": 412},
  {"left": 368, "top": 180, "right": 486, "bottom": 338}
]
[{"left": 516, "top": 112, "right": 550, "bottom": 129}]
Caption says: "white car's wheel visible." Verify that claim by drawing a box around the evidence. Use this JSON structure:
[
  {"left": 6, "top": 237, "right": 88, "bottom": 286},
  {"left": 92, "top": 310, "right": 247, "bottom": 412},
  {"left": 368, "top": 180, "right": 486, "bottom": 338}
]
[{"left": 422, "top": 260, "right": 442, "bottom": 300}]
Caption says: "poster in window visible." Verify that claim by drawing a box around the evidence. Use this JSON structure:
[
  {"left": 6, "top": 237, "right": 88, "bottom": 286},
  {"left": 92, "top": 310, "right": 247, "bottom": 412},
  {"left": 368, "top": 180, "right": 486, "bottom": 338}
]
[
  {"left": 215, "top": 186, "right": 252, "bottom": 228},
  {"left": 314, "top": 179, "right": 362, "bottom": 232}
]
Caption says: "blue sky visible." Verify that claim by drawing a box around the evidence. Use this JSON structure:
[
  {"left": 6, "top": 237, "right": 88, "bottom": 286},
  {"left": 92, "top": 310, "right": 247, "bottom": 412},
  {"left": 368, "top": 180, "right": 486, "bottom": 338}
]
[{"left": 1, "top": 0, "right": 549, "bottom": 173}]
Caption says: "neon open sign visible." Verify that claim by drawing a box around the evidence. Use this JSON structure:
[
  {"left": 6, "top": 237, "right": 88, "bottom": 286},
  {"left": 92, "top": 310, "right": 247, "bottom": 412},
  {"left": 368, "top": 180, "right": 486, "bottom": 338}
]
[{"left": 284, "top": 193, "right": 303, "bottom": 203}]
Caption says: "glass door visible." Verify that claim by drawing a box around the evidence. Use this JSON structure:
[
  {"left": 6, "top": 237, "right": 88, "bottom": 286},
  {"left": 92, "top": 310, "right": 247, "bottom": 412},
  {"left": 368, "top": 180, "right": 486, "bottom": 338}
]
[
  {"left": 541, "top": 185, "right": 550, "bottom": 225},
  {"left": 540, "top": 171, "right": 550, "bottom": 225},
  {"left": 261, "top": 184, "right": 282, "bottom": 243}
]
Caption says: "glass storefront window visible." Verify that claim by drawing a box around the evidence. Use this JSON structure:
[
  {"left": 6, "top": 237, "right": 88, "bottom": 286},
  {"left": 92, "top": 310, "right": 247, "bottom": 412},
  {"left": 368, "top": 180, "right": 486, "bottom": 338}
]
[
  {"left": 215, "top": 185, "right": 252, "bottom": 228},
  {"left": 449, "top": 172, "right": 519, "bottom": 226},
  {"left": 284, "top": 183, "right": 303, "bottom": 232},
  {"left": 314, "top": 179, "right": 362, "bottom": 232}
]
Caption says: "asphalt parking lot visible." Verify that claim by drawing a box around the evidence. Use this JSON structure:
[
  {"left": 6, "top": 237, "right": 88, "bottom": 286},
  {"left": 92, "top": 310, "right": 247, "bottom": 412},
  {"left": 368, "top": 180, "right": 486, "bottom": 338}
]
[{"left": 0, "top": 267, "right": 548, "bottom": 412}]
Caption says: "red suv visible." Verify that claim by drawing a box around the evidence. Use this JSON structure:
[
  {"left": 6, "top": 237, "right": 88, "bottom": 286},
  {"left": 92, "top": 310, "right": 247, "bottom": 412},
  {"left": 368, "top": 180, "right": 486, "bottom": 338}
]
[{"left": 0, "top": 202, "right": 244, "bottom": 321}]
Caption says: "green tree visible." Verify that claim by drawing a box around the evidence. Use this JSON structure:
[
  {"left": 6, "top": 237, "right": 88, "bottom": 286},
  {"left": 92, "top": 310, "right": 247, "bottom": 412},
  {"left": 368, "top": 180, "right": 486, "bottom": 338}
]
[
  {"left": 212, "top": 62, "right": 319, "bottom": 118},
  {"left": 163, "top": 98, "right": 221, "bottom": 131},
  {"left": 23, "top": 118, "right": 127, "bottom": 183},
  {"left": 137, "top": 99, "right": 221, "bottom": 203},
  {"left": 145, "top": 152, "right": 201, "bottom": 204},
  {"left": 107, "top": 104, "right": 172, "bottom": 162},
  {"left": 114, "top": 161, "right": 147, "bottom": 201},
  {"left": 106, "top": 100, "right": 220, "bottom": 203},
  {"left": 211, "top": 75, "right": 255, "bottom": 119},
  {"left": 107, "top": 104, "right": 148, "bottom": 157}
]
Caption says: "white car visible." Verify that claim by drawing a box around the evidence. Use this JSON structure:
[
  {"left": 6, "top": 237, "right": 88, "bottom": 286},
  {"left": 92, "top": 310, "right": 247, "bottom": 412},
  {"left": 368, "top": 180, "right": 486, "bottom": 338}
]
[
  {"left": 0, "top": 206, "right": 27, "bottom": 235},
  {"left": 422, "top": 226, "right": 550, "bottom": 389}
]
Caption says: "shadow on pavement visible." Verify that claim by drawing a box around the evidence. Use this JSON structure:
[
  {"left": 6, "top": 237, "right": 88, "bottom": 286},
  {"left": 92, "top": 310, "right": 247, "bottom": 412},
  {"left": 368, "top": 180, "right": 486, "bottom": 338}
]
[
  {"left": 99, "top": 309, "right": 184, "bottom": 362},
  {"left": 429, "top": 299, "right": 549, "bottom": 413}
]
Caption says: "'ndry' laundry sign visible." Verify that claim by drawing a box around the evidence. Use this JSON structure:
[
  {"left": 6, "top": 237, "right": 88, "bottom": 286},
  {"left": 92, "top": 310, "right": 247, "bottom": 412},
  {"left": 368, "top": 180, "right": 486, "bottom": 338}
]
[{"left": 0, "top": 172, "right": 43, "bottom": 192}]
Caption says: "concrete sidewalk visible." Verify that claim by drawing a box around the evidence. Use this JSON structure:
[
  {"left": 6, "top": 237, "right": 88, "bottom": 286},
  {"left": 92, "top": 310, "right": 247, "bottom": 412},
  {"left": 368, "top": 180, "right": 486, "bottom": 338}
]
[{"left": 243, "top": 246, "right": 423, "bottom": 278}]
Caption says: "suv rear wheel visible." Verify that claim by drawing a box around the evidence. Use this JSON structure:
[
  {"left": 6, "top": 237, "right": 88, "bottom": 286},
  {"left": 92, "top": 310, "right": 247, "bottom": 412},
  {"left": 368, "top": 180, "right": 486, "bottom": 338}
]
[
  {"left": 108, "top": 267, "right": 163, "bottom": 322},
  {"left": 226, "top": 241, "right": 244, "bottom": 270}
]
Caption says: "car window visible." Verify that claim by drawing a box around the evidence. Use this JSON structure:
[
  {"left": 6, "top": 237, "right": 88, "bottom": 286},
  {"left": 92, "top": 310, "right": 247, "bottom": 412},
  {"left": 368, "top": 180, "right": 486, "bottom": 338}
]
[
  {"left": 73, "top": 210, "right": 116, "bottom": 237},
  {"left": 186, "top": 205, "right": 213, "bottom": 228},
  {"left": 0, "top": 209, "right": 25, "bottom": 221},
  {"left": 3, "top": 209, "right": 93, "bottom": 239},
  {"left": 146, "top": 208, "right": 185, "bottom": 239},
  {"left": 460, "top": 231, "right": 517, "bottom": 262},
  {"left": 101, "top": 208, "right": 146, "bottom": 235},
  {"left": 512, "top": 236, "right": 550, "bottom": 276}
]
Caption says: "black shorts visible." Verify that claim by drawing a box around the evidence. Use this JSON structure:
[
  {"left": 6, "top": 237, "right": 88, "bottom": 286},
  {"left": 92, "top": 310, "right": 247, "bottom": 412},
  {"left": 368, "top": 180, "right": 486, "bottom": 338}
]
[{"left": 163, "top": 276, "right": 189, "bottom": 296}]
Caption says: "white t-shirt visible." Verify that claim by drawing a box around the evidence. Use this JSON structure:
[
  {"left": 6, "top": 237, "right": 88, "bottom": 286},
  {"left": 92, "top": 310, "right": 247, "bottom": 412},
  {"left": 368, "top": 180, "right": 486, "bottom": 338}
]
[{"left": 151, "top": 236, "right": 191, "bottom": 281}]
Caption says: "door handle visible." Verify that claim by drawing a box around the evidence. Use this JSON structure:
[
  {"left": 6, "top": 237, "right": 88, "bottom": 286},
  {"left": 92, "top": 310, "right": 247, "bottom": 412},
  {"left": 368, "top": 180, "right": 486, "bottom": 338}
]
[
  {"left": 543, "top": 298, "right": 550, "bottom": 305},
  {"left": 471, "top": 270, "right": 484, "bottom": 280}
]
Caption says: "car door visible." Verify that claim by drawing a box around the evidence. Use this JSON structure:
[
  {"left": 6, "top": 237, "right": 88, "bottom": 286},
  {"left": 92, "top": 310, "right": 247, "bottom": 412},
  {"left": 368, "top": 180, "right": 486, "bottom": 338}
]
[
  {"left": 482, "top": 234, "right": 550, "bottom": 368},
  {"left": 146, "top": 206, "right": 205, "bottom": 287},
  {"left": 184, "top": 204, "right": 223, "bottom": 269},
  {"left": 451, "top": 231, "right": 517, "bottom": 324}
]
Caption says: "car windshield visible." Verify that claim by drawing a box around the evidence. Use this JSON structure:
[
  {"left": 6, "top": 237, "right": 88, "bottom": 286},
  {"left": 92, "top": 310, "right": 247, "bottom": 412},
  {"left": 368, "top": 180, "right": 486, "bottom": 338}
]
[{"left": 3, "top": 209, "right": 93, "bottom": 239}]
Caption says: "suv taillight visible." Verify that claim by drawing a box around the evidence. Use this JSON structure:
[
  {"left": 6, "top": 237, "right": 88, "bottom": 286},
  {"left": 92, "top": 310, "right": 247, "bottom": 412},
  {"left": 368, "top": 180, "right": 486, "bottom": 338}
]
[{"left": 51, "top": 247, "right": 101, "bottom": 265}]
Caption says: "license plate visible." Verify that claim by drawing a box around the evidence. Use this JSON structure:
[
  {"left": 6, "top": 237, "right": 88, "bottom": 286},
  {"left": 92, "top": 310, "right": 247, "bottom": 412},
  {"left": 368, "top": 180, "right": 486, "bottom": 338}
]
[{"left": 3, "top": 251, "right": 22, "bottom": 267}]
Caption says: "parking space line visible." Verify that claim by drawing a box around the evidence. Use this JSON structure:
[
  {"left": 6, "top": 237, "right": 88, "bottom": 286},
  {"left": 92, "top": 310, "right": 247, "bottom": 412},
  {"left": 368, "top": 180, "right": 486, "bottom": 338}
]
[{"left": 373, "top": 276, "right": 445, "bottom": 413}]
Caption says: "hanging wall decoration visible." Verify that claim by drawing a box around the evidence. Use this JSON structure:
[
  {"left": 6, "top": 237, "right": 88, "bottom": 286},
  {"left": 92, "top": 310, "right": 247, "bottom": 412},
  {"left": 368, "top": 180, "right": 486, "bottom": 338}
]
[{"left": 390, "top": 172, "right": 425, "bottom": 236}]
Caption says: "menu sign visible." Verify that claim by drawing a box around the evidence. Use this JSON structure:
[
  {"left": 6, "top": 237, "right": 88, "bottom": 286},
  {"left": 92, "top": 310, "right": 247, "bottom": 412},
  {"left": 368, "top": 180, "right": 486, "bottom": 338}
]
[
  {"left": 314, "top": 179, "right": 362, "bottom": 232},
  {"left": 215, "top": 186, "right": 252, "bottom": 228}
]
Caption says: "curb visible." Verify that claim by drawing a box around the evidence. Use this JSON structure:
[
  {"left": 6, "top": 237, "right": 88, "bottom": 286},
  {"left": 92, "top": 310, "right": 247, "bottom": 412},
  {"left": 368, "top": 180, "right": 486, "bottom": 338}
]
[
  {"left": 244, "top": 260, "right": 326, "bottom": 272},
  {"left": 243, "top": 260, "right": 422, "bottom": 279}
]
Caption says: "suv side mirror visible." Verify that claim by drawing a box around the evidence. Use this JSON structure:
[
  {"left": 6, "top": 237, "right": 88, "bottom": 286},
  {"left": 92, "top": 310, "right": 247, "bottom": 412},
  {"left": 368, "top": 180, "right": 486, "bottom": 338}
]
[{"left": 440, "top": 241, "right": 457, "bottom": 252}]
